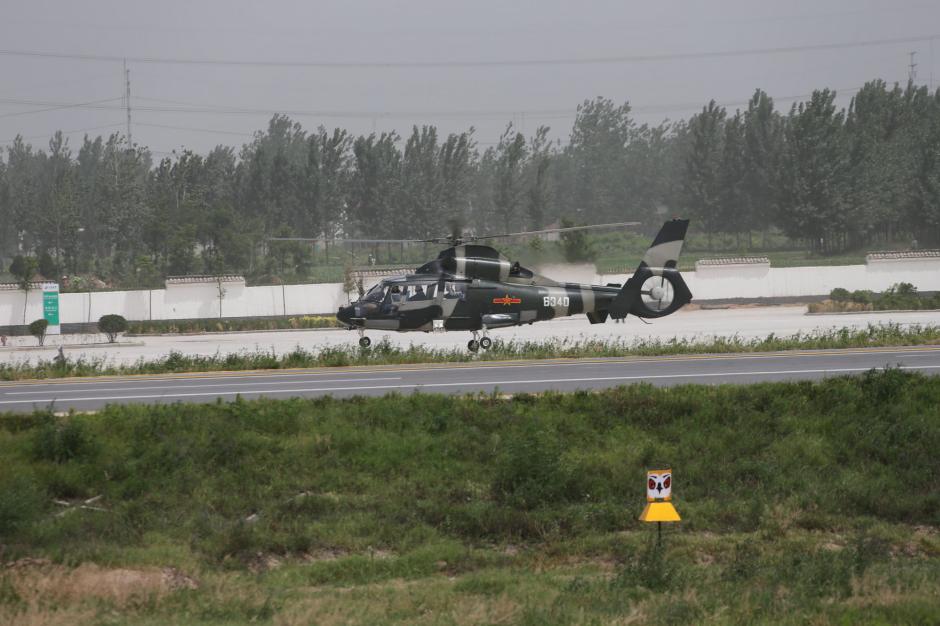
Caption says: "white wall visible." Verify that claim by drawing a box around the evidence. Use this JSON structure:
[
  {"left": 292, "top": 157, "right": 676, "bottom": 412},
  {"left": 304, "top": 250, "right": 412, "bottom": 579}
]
[
  {"left": 3, "top": 258, "right": 940, "bottom": 327},
  {"left": 0, "top": 288, "right": 45, "bottom": 326},
  {"left": 599, "top": 258, "right": 940, "bottom": 300},
  {"left": 0, "top": 281, "right": 353, "bottom": 326}
]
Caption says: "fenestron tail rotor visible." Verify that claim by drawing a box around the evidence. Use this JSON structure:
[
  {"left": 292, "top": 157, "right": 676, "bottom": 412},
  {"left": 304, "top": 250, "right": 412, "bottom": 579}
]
[{"left": 640, "top": 274, "right": 675, "bottom": 313}]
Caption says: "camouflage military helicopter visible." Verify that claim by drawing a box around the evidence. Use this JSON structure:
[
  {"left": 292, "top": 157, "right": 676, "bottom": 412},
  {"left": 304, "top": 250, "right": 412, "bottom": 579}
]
[{"left": 330, "top": 218, "right": 692, "bottom": 351}]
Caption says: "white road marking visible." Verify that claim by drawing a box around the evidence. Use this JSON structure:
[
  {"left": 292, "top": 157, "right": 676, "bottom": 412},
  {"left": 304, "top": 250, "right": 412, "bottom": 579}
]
[
  {"left": 1, "top": 365, "right": 938, "bottom": 405},
  {"left": 2, "top": 376, "right": 402, "bottom": 395},
  {"left": 2, "top": 346, "right": 938, "bottom": 390}
]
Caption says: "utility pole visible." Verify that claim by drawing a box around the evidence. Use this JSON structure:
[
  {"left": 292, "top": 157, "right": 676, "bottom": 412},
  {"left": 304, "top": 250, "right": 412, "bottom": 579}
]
[
  {"left": 124, "top": 58, "right": 132, "bottom": 148},
  {"left": 908, "top": 51, "right": 918, "bottom": 84},
  {"left": 931, "top": 37, "right": 935, "bottom": 91}
]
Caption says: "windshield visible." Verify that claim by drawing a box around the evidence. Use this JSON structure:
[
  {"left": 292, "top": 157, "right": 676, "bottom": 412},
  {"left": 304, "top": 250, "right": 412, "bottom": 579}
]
[
  {"left": 363, "top": 283, "right": 386, "bottom": 302},
  {"left": 361, "top": 281, "right": 438, "bottom": 305}
]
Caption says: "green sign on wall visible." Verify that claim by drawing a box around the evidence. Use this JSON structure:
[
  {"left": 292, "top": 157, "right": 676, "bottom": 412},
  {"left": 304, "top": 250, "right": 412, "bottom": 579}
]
[{"left": 42, "top": 283, "right": 60, "bottom": 331}]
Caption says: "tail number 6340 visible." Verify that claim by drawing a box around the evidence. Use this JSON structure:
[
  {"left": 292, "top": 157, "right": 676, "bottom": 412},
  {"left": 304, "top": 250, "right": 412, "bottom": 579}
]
[{"left": 543, "top": 296, "right": 570, "bottom": 307}]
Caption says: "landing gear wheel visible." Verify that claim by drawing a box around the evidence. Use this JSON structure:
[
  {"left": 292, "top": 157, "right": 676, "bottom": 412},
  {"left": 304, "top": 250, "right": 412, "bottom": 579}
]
[
  {"left": 359, "top": 336, "right": 372, "bottom": 348},
  {"left": 467, "top": 339, "right": 480, "bottom": 352},
  {"left": 479, "top": 336, "right": 493, "bottom": 350}
]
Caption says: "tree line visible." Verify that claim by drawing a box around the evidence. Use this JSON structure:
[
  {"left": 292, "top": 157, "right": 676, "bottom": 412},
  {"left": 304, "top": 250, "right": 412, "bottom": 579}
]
[{"left": 1, "top": 80, "right": 939, "bottom": 287}]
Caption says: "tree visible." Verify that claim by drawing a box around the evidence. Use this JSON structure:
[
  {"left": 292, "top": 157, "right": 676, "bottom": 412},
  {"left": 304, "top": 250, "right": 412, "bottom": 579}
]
[
  {"left": 560, "top": 218, "right": 594, "bottom": 262},
  {"left": 401, "top": 126, "right": 442, "bottom": 236},
  {"left": 777, "top": 90, "right": 850, "bottom": 253},
  {"left": 97, "top": 314, "right": 128, "bottom": 343},
  {"left": 37, "top": 132, "right": 80, "bottom": 273},
  {"left": 681, "top": 101, "right": 728, "bottom": 247},
  {"left": 909, "top": 87, "right": 940, "bottom": 245},
  {"left": 720, "top": 111, "right": 749, "bottom": 248},
  {"left": 561, "top": 98, "right": 634, "bottom": 223},
  {"left": 350, "top": 132, "right": 402, "bottom": 237},
  {"left": 28, "top": 319, "right": 48, "bottom": 346},
  {"left": 492, "top": 124, "right": 528, "bottom": 232},
  {"left": 526, "top": 126, "right": 554, "bottom": 229},
  {"left": 38, "top": 252, "right": 56, "bottom": 279},
  {"left": 742, "top": 89, "right": 784, "bottom": 247},
  {"left": 9, "top": 255, "right": 37, "bottom": 324},
  {"left": 0, "top": 154, "right": 10, "bottom": 255},
  {"left": 438, "top": 130, "right": 475, "bottom": 234}
]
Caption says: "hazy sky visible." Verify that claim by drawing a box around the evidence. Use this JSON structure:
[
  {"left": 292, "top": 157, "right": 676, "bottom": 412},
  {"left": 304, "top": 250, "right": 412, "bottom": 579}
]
[{"left": 1, "top": 0, "right": 937, "bottom": 157}]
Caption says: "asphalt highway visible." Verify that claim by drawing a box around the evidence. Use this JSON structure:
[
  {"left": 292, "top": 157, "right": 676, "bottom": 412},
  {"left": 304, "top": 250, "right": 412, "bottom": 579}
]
[{"left": 2, "top": 345, "right": 940, "bottom": 413}]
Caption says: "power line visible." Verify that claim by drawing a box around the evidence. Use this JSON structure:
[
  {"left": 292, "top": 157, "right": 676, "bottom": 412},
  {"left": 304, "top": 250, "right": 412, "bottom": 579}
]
[
  {"left": 0, "top": 35, "right": 936, "bottom": 69},
  {"left": 0, "top": 95, "right": 123, "bottom": 119},
  {"left": 136, "top": 121, "right": 253, "bottom": 137},
  {"left": 0, "top": 85, "right": 865, "bottom": 123},
  {"left": 0, "top": 122, "right": 124, "bottom": 145},
  {"left": 133, "top": 95, "right": 574, "bottom": 118}
]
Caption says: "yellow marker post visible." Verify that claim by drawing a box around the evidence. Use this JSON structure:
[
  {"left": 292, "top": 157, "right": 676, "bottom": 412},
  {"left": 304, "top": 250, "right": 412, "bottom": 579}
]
[{"left": 639, "top": 468, "right": 680, "bottom": 544}]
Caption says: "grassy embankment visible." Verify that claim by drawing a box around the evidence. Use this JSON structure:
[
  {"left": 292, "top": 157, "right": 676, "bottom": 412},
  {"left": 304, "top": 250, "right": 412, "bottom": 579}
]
[
  {"left": 0, "top": 369, "right": 938, "bottom": 624},
  {"left": 2, "top": 323, "right": 940, "bottom": 381}
]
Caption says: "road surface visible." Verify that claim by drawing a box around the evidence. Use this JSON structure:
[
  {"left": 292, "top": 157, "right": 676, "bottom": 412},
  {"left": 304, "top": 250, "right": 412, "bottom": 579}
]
[
  {"left": 2, "top": 345, "right": 939, "bottom": 412},
  {"left": 2, "top": 306, "right": 939, "bottom": 366}
]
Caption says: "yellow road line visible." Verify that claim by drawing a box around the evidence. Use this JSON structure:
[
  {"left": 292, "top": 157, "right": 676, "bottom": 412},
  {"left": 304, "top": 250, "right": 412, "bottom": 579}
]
[{"left": 1, "top": 344, "right": 939, "bottom": 388}]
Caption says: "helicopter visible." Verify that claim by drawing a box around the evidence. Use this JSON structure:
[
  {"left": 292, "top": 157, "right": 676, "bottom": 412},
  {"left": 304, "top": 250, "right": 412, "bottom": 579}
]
[{"left": 325, "top": 218, "right": 693, "bottom": 351}]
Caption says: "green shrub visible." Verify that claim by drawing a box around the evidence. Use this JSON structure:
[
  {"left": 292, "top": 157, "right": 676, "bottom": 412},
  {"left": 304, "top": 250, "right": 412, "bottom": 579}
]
[
  {"left": 0, "top": 475, "right": 44, "bottom": 536},
  {"left": 850, "top": 289, "right": 873, "bottom": 304},
  {"left": 611, "top": 543, "right": 685, "bottom": 591},
  {"left": 28, "top": 318, "right": 48, "bottom": 346},
  {"left": 97, "top": 314, "right": 128, "bottom": 343},
  {"left": 829, "top": 287, "right": 850, "bottom": 302},
  {"left": 31, "top": 415, "right": 96, "bottom": 463},
  {"left": 491, "top": 419, "right": 573, "bottom": 509}
]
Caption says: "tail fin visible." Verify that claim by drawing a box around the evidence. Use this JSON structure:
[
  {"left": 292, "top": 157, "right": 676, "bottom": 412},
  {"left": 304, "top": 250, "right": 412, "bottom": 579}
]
[{"left": 609, "top": 219, "right": 692, "bottom": 319}]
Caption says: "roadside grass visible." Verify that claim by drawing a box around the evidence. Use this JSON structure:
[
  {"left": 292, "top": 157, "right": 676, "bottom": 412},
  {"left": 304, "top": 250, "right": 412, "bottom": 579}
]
[
  {"left": 2, "top": 322, "right": 940, "bottom": 381},
  {"left": 0, "top": 370, "right": 938, "bottom": 623}
]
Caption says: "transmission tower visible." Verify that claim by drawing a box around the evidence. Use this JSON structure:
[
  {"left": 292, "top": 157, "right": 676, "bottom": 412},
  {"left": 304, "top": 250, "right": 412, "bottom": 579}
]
[
  {"left": 908, "top": 51, "right": 918, "bottom": 83},
  {"left": 124, "top": 58, "right": 132, "bottom": 148}
]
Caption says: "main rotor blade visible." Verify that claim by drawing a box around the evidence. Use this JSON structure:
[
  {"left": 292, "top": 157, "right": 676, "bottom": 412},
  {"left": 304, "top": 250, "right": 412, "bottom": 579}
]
[
  {"left": 267, "top": 237, "right": 424, "bottom": 244},
  {"left": 467, "top": 221, "right": 641, "bottom": 242}
]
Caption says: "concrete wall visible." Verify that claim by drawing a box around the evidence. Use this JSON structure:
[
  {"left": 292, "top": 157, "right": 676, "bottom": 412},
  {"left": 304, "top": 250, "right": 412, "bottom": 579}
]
[
  {"left": 0, "top": 282, "right": 352, "bottom": 327},
  {"left": 599, "top": 258, "right": 940, "bottom": 300},
  {"left": 3, "top": 258, "right": 940, "bottom": 327},
  {"left": 0, "top": 289, "right": 46, "bottom": 327}
]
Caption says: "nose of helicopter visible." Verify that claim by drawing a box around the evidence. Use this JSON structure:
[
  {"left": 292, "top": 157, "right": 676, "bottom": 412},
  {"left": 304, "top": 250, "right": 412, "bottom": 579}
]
[{"left": 336, "top": 304, "right": 356, "bottom": 326}]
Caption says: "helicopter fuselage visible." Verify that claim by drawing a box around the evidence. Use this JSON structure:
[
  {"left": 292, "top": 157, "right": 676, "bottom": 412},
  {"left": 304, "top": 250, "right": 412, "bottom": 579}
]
[{"left": 337, "top": 275, "right": 620, "bottom": 332}]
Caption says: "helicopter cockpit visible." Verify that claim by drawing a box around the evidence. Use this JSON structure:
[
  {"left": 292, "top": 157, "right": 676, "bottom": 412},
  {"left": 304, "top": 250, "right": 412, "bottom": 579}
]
[{"left": 355, "top": 278, "right": 449, "bottom": 315}]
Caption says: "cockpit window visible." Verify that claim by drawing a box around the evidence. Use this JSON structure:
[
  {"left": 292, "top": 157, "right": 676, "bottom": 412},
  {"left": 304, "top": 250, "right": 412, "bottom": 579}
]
[
  {"left": 363, "top": 283, "right": 386, "bottom": 302},
  {"left": 509, "top": 262, "right": 534, "bottom": 278},
  {"left": 362, "top": 281, "right": 439, "bottom": 306},
  {"left": 443, "top": 282, "right": 467, "bottom": 299}
]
